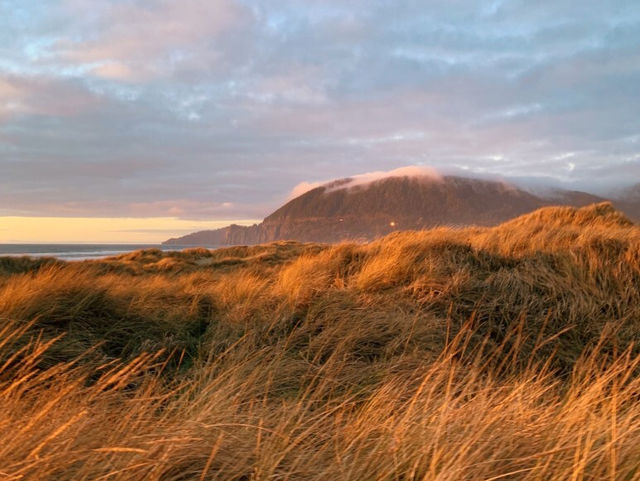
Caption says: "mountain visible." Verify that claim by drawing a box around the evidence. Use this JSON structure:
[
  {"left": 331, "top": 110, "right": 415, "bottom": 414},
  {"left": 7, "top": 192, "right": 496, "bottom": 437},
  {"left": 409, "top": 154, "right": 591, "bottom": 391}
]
[
  {"left": 611, "top": 183, "right": 640, "bottom": 221},
  {"left": 163, "top": 174, "right": 613, "bottom": 246}
]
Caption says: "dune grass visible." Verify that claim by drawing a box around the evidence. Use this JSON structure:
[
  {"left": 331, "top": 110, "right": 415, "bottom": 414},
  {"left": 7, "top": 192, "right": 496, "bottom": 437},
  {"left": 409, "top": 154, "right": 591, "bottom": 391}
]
[{"left": 0, "top": 202, "right": 639, "bottom": 480}]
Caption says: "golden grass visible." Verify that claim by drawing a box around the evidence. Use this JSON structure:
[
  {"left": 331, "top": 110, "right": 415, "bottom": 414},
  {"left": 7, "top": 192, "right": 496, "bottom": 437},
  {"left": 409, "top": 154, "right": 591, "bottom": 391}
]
[{"left": 0, "top": 202, "right": 639, "bottom": 480}]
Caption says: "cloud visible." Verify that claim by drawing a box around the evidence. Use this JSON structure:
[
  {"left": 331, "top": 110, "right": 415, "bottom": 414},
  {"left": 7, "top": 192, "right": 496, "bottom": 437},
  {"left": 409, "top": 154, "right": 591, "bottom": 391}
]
[
  {"left": 0, "top": 194, "right": 267, "bottom": 221},
  {"left": 91, "top": 62, "right": 134, "bottom": 81},
  {"left": 289, "top": 181, "right": 324, "bottom": 198},
  {"left": 289, "top": 166, "right": 443, "bottom": 198},
  {"left": 1, "top": 0, "right": 640, "bottom": 224},
  {"left": 335, "top": 166, "right": 443, "bottom": 190},
  {"left": 125, "top": 199, "right": 242, "bottom": 219},
  {"left": 53, "top": 0, "right": 252, "bottom": 81},
  {"left": 0, "top": 74, "right": 102, "bottom": 118},
  {"left": 0, "top": 78, "right": 23, "bottom": 119}
]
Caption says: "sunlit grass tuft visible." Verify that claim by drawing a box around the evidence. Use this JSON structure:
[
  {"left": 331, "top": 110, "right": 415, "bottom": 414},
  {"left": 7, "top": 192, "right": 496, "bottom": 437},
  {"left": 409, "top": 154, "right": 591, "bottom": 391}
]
[{"left": 0, "top": 203, "right": 639, "bottom": 479}]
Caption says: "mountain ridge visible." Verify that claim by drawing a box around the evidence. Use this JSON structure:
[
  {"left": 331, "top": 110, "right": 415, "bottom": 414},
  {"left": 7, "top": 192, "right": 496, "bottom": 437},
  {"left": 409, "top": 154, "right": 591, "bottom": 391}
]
[{"left": 164, "top": 174, "right": 636, "bottom": 246}]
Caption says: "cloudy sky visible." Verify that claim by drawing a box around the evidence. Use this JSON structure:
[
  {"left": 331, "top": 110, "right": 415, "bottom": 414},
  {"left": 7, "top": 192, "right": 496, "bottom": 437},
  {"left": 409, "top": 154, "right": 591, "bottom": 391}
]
[{"left": 1, "top": 0, "right": 640, "bottom": 242}]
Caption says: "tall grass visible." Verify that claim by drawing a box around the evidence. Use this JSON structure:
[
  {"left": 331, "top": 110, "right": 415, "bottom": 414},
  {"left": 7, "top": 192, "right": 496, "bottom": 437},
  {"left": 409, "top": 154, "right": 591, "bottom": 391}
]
[{"left": 0, "top": 203, "right": 639, "bottom": 480}]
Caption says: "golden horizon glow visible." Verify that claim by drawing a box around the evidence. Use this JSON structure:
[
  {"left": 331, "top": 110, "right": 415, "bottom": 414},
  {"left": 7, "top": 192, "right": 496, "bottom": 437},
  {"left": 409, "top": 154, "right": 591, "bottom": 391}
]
[{"left": 0, "top": 216, "right": 261, "bottom": 244}]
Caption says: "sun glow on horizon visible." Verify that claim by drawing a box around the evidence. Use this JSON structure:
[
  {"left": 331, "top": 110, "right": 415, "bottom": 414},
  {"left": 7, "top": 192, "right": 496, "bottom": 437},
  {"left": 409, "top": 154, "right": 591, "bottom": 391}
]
[{"left": 0, "top": 216, "right": 260, "bottom": 244}]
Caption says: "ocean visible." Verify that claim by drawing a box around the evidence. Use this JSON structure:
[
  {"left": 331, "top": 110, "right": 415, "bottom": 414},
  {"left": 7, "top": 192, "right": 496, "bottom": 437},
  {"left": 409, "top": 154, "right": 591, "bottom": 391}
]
[{"left": 0, "top": 244, "right": 194, "bottom": 261}]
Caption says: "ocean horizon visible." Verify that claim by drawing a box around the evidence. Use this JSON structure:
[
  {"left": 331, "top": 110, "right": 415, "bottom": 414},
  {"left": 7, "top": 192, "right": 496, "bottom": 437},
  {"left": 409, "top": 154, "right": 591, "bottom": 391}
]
[{"left": 0, "top": 243, "right": 212, "bottom": 261}]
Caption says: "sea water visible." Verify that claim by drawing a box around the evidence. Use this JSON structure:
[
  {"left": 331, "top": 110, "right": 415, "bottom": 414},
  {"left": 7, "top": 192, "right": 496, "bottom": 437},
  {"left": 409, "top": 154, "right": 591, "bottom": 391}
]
[{"left": 0, "top": 244, "right": 197, "bottom": 261}]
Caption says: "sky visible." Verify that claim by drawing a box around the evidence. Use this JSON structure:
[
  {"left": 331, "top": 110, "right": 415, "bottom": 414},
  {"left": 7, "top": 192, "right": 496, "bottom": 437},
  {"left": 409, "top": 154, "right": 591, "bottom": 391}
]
[{"left": 1, "top": 0, "right": 640, "bottom": 242}]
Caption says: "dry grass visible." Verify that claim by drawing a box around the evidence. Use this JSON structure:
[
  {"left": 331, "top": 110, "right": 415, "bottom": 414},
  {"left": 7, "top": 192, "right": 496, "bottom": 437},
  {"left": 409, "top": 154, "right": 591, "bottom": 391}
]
[{"left": 0, "top": 202, "right": 639, "bottom": 480}]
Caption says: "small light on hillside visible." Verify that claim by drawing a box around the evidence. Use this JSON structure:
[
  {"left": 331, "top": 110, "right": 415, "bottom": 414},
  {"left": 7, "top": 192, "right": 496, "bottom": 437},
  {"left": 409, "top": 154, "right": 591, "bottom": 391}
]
[{"left": 389, "top": 221, "right": 396, "bottom": 227}]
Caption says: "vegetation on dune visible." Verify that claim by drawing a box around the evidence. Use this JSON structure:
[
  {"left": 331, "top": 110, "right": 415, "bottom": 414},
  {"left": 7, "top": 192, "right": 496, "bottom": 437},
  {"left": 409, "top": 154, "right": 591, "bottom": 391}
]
[{"left": 0, "top": 202, "right": 640, "bottom": 480}]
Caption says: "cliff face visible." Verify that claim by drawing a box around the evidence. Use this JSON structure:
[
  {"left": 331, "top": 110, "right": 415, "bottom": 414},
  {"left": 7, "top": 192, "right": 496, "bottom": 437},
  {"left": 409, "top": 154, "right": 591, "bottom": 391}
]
[
  {"left": 164, "top": 224, "right": 262, "bottom": 246},
  {"left": 162, "top": 175, "right": 615, "bottom": 246}
]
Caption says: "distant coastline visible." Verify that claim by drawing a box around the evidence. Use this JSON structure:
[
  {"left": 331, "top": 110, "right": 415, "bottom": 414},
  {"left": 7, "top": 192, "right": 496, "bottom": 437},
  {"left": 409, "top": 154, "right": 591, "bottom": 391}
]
[{"left": 0, "top": 244, "right": 222, "bottom": 261}]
